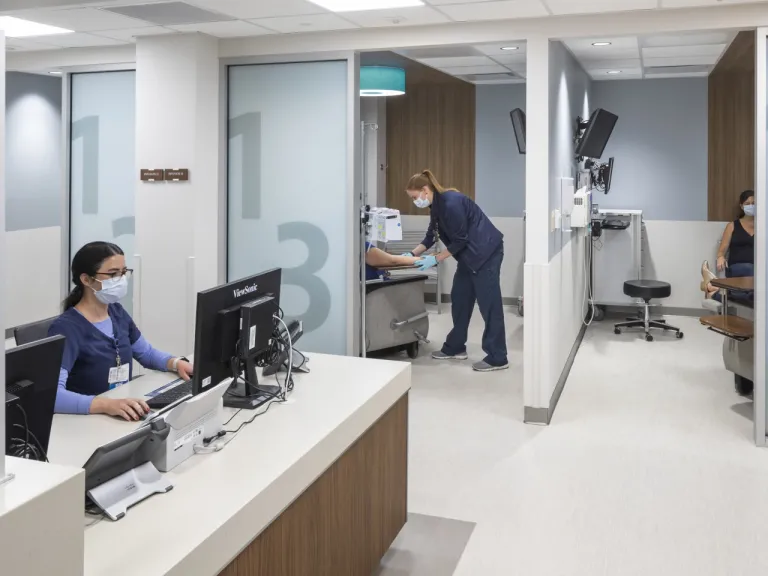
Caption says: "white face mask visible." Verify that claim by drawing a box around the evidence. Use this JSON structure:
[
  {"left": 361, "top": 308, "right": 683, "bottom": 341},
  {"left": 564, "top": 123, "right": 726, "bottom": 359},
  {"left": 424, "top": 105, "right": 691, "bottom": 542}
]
[
  {"left": 743, "top": 204, "right": 755, "bottom": 217},
  {"left": 91, "top": 275, "right": 128, "bottom": 305},
  {"left": 413, "top": 191, "right": 431, "bottom": 209}
]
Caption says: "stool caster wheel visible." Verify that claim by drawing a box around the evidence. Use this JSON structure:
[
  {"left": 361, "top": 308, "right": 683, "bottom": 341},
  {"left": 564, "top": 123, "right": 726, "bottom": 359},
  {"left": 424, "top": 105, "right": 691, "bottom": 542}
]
[
  {"left": 406, "top": 342, "right": 419, "bottom": 359},
  {"left": 676, "top": 332, "right": 684, "bottom": 339},
  {"left": 614, "top": 328, "right": 621, "bottom": 335},
  {"left": 645, "top": 334, "right": 654, "bottom": 342}
]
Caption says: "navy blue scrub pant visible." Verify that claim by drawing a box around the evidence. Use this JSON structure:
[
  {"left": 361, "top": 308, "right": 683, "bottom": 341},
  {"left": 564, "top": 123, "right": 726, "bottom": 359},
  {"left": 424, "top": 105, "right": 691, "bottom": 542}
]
[{"left": 442, "top": 246, "right": 508, "bottom": 366}]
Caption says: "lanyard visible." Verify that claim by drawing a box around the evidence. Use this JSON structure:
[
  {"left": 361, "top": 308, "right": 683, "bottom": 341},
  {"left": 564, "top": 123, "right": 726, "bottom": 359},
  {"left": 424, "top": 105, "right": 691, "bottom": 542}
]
[{"left": 109, "top": 313, "right": 121, "bottom": 368}]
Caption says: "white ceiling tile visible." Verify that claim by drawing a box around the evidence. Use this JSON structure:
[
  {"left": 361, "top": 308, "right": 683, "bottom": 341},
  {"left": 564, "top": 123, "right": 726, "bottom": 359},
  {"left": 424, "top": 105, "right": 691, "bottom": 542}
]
[
  {"left": 249, "top": 13, "right": 357, "bottom": 33},
  {"left": 420, "top": 55, "right": 495, "bottom": 67},
  {"left": 641, "top": 31, "right": 732, "bottom": 47},
  {"left": 474, "top": 41, "right": 527, "bottom": 55},
  {"left": 641, "top": 43, "right": 726, "bottom": 58},
  {"left": 563, "top": 36, "right": 639, "bottom": 54},
  {"left": 545, "top": 0, "right": 657, "bottom": 15},
  {"left": 643, "top": 54, "right": 721, "bottom": 67},
  {"left": 342, "top": 6, "right": 449, "bottom": 27},
  {"left": 578, "top": 48, "right": 642, "bottom": 61},
  {"left": 590, "top": 67, "right": 643, "bottom": 79},
  {"left": 91, "top": 26, "right": 176, "bottom": 41},
  {"left": 185, "top": 0, "right": 326, "bottom": 19},
  {"left": 26, "top": 32, "right": 127, "bottom": 47},
  {"left": 491, "top": 53, "right": 527, "bottom": 65},
  {"left": 5, "top": 37, "right": 62, "bottom": 51},
  {"left": 473, "top": 78, "right": 526, "bottom": 85},
  {"left": 645, "top": 71, "right": 710, "bottom": 78},
  {"left": 440, "top": 64, "right": 511, "bottom": 74},
  {"left": 582, "top": 58, "right": 642, "bottom": 70},
  {"left": 437, "top": 0, "right": 549, "bottom": 22},
  {"left": 168, "top": 20, "right": 273, "bottom": 37},
  {"left": 14, "top": 8, "right": 147, "bottom": 32}
]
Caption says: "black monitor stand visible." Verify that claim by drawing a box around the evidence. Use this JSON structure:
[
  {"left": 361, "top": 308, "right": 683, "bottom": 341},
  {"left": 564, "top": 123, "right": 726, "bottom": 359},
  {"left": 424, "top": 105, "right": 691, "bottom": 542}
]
[{"left": 223, "top": 301, "right": 281, "bottom": 410}]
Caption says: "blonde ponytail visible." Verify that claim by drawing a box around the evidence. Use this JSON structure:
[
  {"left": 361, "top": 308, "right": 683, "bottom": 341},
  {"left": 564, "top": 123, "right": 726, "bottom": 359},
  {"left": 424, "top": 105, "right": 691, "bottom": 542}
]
[{"left": 406, "top": 169, "right": 454, "bottom": 193}]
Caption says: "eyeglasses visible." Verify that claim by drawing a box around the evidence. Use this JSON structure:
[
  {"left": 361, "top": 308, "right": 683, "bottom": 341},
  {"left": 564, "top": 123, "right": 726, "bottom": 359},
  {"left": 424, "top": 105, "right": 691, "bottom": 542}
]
[{"left": 94, "top": 268, "right": 133, "bottom": 280}]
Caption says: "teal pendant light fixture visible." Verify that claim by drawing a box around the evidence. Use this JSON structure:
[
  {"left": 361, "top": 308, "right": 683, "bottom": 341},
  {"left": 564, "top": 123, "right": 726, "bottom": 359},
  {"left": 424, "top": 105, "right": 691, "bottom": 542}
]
[{"left": 360, "top": 66, "right": 406, "bottom": 97}]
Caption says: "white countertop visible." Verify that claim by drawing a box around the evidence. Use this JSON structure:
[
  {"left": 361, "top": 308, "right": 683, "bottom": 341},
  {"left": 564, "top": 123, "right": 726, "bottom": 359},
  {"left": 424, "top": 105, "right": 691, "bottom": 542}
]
[{"left": 48, "top": 353, "right": 411, "bottom": 576}]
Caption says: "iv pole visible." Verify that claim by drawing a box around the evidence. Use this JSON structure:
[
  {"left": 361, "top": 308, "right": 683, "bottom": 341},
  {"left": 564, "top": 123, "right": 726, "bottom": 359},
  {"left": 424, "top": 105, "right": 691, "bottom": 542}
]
[{"left": 359, "top": 121, "right": 379, "bottom": 358}]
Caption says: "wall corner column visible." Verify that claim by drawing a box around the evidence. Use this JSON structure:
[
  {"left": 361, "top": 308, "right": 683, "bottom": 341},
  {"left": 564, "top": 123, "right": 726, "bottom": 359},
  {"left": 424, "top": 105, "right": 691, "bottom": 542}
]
[
  {"left": 134, "top": 34, "right": 221, "bottom": 354},
  {"left": 523, "top": 36, "right": 552, "bottom": 420}
]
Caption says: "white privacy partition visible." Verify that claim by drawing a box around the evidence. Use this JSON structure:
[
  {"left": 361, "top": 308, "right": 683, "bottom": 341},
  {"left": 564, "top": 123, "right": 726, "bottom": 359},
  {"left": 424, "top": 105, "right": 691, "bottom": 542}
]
[
  {"left": 69, "top": 71, "right": 136, "bottom": 313},
  {"left": 227, "top": 60, "right": 351, "bottom": 355}
]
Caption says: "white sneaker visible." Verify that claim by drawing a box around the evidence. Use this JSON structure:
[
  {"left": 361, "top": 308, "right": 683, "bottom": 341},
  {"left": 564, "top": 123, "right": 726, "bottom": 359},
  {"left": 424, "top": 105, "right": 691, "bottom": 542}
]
[{"left": 431, "top": 351, "right": 468, "bottom": 361}]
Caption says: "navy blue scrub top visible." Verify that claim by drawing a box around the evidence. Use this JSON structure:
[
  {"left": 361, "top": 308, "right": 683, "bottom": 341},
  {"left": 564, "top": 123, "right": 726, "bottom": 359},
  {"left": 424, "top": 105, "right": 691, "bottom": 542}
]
[{"left": 49, "top": 303, "right": 140, "bottom": 397}]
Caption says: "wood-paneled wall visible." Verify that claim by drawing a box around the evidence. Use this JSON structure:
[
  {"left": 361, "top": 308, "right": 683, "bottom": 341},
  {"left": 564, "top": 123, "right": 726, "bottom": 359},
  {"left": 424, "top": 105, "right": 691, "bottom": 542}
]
[
  {"left": 708, "top": 31, "right": 755, "bottom": 222},
  {"left": 386, "top": 82, "right": 476, "bottom": 215}
]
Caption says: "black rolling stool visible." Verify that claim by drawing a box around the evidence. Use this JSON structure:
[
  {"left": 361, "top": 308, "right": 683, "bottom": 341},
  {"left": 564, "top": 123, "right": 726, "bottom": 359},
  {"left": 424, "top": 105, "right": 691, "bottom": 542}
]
[{"left": 614, "top": 280, "right": 684, "bottom": 342}]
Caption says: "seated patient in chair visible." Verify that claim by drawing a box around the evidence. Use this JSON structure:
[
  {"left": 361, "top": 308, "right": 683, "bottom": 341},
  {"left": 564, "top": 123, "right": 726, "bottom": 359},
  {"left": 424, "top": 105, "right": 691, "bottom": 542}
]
[
  {"left": 365, "top": 242, "right": 419, "bottom": 281},
  {"left": 700, "top": 190, "right": 754, "bottom": 304}
]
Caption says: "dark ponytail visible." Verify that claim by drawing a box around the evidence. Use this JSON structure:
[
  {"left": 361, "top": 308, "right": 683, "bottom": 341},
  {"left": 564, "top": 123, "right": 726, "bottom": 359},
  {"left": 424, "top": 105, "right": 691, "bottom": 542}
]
[{"left": 64, "top": 241, "right": 124, "bottom": 311}]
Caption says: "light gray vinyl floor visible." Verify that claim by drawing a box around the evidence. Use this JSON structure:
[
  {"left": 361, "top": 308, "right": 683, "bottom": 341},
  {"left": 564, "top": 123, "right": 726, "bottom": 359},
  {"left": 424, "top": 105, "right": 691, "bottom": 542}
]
[{"left": 375, "top": 307, "right": 768, "bottom": 576}]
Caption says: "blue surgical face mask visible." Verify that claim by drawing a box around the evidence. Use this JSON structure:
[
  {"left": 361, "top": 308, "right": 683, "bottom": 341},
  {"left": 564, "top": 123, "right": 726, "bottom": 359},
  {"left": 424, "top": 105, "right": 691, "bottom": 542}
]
[
  {"left": 413, "top": 191, "right": 431, "bottom": 209},
  {"left": 744, "top": 204, "right": 755, "bottom": 217},
  {"left": 92, "top": 275, "right": 128, "bottom": 305}
]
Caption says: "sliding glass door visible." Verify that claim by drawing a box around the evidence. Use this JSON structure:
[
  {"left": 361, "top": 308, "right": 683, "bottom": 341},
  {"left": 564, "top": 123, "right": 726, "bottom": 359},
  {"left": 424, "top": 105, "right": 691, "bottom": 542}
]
[{"left": 227, "top": 60, "right": 352, "bottom": 355}]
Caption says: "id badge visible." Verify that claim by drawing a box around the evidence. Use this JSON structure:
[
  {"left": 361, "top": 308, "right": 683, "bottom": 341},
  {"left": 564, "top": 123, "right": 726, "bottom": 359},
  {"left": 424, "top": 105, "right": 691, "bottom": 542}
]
[{"left": 108, "top": 364, "right": 130, "bottom": 390}]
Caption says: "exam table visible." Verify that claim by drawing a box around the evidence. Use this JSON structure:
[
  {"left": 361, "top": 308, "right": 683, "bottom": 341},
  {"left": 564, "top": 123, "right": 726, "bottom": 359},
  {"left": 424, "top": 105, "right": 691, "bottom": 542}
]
[
  {"left": 366, "top": 273, "right": 430, "bottom": 358},
  {"left": 700, "top": 277, "right": 754, "bottom": 395}
]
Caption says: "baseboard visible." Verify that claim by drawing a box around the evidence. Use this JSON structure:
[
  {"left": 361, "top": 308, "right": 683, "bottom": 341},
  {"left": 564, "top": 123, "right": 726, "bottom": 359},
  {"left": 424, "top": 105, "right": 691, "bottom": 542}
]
[
  {"left": 523, "top": 321, "right": 588, "bottom": 426},
  {"left": 602, "top": 305, "right": 706, "bottom": 318},
  {"left": 425, "top": 294, "right": 521, "bottom": 307}
]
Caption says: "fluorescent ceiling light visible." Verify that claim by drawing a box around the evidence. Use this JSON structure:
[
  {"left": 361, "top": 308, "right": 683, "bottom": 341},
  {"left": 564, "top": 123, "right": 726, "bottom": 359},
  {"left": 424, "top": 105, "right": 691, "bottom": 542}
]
[
  {"left": 500, "top": 46, "right": 519, "bottom": 51},
  {"left": 592, "top": 42, "right": 612, "bottom": 46},
  {"left": 307, "top": 0, "right": 423, "bottom": 12},
  {"left": 607, "top": 70, "right": 622, "bottom": 75},
  {"left": 49, "top": 71, "right": 62, "bottom": 75},
  {"left": 0, "top": 16, "right": 73, "bottom": 38}
]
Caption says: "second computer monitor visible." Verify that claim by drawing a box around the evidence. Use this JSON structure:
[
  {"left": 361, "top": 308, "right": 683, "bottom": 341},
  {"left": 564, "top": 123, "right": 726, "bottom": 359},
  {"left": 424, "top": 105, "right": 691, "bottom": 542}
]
[
  {"left": 5, "top": 335, "right": 65, "bottom": 461},
  {"left": 192, "top": 268, "right": 282, "bottom": 395}
]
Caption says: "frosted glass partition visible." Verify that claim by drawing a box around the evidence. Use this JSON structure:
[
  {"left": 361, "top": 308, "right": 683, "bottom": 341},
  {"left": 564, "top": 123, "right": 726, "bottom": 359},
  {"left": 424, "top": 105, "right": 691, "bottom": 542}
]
[
  {"left": 228, "top": 61, "right": 349, "bottom": 355},
  {"left": 70, "top": 71, "right": 136, "bottom": 313}
]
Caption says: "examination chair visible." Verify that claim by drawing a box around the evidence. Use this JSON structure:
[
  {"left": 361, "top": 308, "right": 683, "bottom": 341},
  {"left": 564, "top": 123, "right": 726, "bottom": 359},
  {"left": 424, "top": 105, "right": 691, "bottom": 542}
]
[
  {"left": 366, "top": 275, "right": 430, "bottom": 358},
  {"left": 614, "top": 280, "right": 683, "bottom": 342},
  {"left": 700, "top": 296, "right": 754, "bottom": 396}
]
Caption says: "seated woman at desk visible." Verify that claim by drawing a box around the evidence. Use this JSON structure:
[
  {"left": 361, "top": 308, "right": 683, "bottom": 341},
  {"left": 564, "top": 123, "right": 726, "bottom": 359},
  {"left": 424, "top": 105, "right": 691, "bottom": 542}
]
[
  {"left": 365, "top": 242, "right": 419, "bottom": 281},
  {"left": 701, "top": 189, "right": 754, "bottom": 301},
  {"left": 49, "top": 242, "right": 193, "bottom": 421}
]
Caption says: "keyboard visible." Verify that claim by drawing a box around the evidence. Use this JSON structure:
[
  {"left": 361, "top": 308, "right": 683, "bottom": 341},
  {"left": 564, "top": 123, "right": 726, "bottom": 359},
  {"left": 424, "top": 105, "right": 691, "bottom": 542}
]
[{"left": 146, "top": 380, "right": 193, "bottom": 410}]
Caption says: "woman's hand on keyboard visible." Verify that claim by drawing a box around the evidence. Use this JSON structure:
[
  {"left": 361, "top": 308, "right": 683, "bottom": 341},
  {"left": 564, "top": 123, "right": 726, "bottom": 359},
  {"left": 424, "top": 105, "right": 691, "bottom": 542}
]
[{"left": 91, "top": 397, "right": 150, "bottom": 421}]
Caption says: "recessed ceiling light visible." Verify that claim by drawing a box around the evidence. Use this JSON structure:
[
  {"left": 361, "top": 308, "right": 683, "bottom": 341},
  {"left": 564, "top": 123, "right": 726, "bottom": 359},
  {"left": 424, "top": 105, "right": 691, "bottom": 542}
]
[
  {"left": 49, "top": 71, "right": 62, "bottom": 75},
  {"left": 500, "top": 46, "right": 519, "bottom": 51},
  {"left": 0, "top": 16, "right": 73, "bottom": 38},
  {"left": 607, "top": 70, "right": 622, "bottom": 75},
  {"left": 592, "top": 42, "right": 612, "bottom": 47},
  {"left": 307, "top": 0, "right": 423, "bottom": 12}
]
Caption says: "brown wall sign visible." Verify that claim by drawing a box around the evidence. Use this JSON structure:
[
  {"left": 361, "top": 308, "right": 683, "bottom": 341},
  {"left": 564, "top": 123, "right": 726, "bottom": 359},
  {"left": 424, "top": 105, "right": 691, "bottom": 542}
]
[
  {"left": 140, "top": 169, "right": 165, "bottom": 182},
  {"left": 164, "top": 169, "right": 189, "bottom": 182}
]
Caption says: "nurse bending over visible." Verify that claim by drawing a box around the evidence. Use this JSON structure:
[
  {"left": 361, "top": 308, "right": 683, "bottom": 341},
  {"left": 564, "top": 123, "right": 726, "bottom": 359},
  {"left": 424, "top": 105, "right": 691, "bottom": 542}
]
[
  {"left": 403, "top": 170, "right": 508, "bottom": 372},
  {"left": 49, "top": 242, "right": 193, "bottom": 421}
]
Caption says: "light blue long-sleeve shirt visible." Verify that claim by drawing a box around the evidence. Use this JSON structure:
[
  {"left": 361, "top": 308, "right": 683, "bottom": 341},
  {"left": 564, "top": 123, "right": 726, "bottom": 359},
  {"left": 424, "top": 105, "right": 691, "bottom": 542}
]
[{"left": 55, "top": 315, "right": 173, "bottom": 415}]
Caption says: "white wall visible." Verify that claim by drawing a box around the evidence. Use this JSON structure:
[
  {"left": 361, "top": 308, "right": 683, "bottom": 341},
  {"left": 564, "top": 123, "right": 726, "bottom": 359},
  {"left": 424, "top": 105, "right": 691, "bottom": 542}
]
[{"left": 134, "top": 34, "right": 221, "bottom": 355}]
